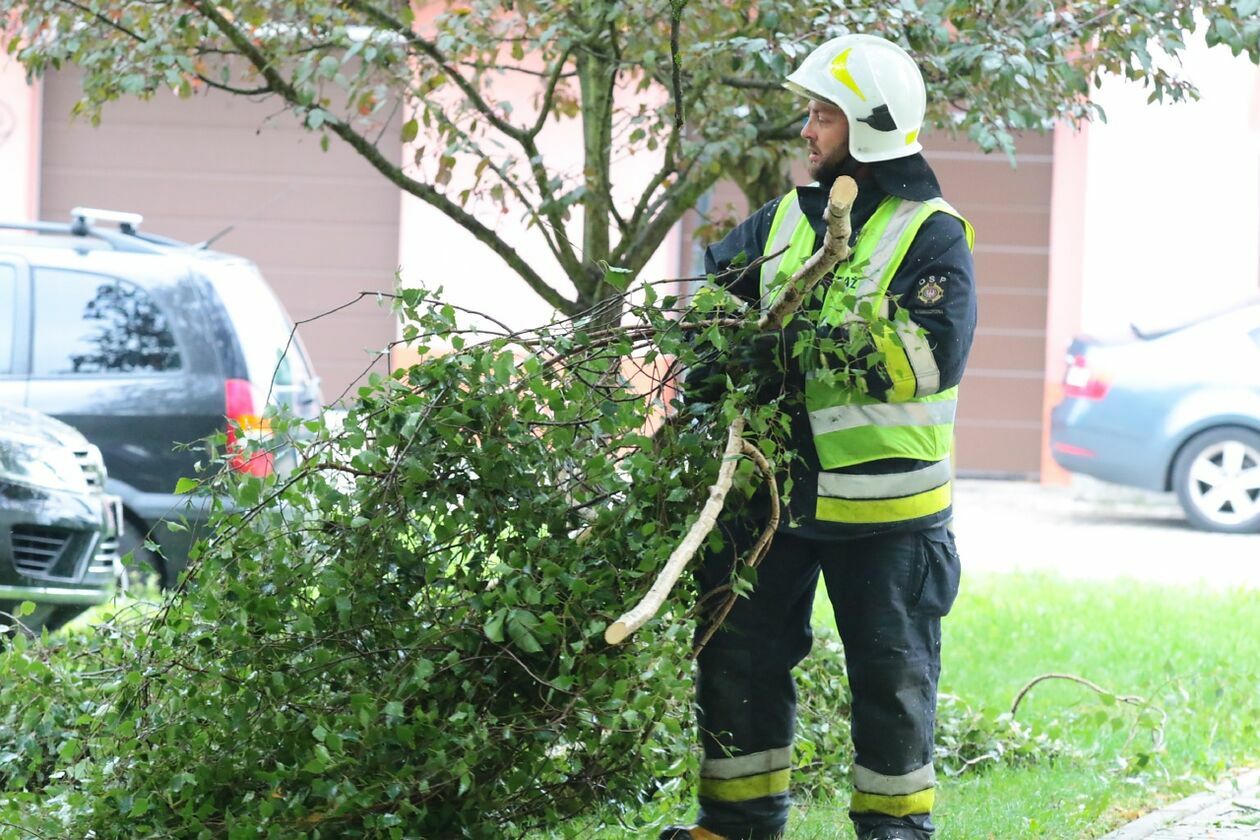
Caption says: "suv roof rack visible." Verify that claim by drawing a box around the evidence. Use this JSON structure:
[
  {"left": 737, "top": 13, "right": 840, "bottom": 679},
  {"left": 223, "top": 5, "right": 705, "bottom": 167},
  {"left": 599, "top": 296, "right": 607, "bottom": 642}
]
[
  {"left": 69, "top": 206, "right": 143, "bottom": 236},
  {"left": 0, "top": 207, "right": 191, "bottom": 254}
]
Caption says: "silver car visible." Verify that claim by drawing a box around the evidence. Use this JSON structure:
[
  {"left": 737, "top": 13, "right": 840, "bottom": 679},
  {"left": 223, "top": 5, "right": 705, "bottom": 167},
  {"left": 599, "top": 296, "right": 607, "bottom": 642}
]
[{"left": 1050, "top": 298, "right": 1260, "bottom": 533}]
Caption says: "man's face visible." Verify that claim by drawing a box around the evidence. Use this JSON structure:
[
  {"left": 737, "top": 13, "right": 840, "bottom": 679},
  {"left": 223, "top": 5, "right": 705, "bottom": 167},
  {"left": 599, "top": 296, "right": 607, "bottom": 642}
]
[{"left": 800, "top": 99, "right": 850, "bottom": 182}]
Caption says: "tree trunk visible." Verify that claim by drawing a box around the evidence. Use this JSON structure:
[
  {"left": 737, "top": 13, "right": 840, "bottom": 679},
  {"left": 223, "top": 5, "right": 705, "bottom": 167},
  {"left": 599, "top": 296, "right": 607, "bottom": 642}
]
[{"left": 577, "top": 49, "right": 617, "bottom": 311}]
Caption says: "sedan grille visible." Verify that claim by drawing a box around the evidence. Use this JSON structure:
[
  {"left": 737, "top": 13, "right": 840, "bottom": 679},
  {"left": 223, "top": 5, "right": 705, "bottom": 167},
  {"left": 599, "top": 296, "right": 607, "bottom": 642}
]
[
  {"left": 10, "top": 525, "right": 73, "bottom": 576},
  {"left": 88, "top": 531, "right": 120, "bottom": 576},
  {"left": 73, "top": 449, "right": 105, "bottom": 491}
]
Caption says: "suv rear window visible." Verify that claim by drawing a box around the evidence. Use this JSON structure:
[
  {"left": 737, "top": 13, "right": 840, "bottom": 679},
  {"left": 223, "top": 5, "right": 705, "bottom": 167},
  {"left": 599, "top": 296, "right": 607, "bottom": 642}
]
[
  {"left": 32, "top": 268, "right": 181, "bottom": 375},
  {"left": 204, "top": 264, "right": 312, "bottom": 390}
]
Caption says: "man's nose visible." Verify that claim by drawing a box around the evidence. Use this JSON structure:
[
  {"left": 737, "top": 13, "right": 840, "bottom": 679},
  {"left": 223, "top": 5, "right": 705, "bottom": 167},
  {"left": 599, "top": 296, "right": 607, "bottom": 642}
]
[{"left": 800, "top": 119, "right": 812, "bottom": 139}]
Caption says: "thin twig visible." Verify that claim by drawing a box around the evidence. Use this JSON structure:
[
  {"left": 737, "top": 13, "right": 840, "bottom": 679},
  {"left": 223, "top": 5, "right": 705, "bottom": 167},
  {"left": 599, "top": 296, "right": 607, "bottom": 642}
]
[{"left": 1010, "top": 672, "right": 1147, "bottom": 717}]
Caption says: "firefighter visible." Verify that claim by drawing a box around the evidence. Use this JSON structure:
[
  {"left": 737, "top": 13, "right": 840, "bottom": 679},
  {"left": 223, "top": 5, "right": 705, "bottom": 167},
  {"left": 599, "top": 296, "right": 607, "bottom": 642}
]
[{"left": 662, "top": 34, "right": 977, "bottom": 840}]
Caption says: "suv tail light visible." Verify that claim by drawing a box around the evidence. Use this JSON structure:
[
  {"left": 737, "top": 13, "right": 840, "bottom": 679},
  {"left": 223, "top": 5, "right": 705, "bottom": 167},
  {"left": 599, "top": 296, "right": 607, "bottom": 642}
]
[
  {"left": 1062, "top": 353, "right": 1110, "bottom": 400},
  {"left": 225, "top": 378, "right": 274, "bottom": 476}
]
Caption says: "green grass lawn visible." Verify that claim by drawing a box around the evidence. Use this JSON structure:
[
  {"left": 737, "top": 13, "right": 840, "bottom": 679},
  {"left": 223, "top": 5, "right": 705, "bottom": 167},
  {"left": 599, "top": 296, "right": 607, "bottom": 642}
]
[{"left": 783, "top": 572, "right": 1260, "bottom": 839}]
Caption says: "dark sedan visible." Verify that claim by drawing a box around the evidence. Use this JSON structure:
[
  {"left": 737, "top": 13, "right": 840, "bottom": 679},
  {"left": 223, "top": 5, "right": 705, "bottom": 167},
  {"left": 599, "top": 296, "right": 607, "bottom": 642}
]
[
  {"left": 1050, "top": 298, "right": 1260, "bottom": 533},
  {"left": 1, "top": 405, "right": 121, "bottom": 635}
]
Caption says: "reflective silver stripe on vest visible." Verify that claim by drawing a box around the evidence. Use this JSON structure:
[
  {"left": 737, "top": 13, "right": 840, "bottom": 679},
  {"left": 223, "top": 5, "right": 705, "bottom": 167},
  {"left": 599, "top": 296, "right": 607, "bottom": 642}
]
[
  {"left": 809, "top": 398, "right": 957, "bottom": 436},
  {"left": 853, "top": 762, "right": 936, "bottom": 796},
  {"left": 839, "top": 199, "right": 927, "bottom": 324},
  {"left": 701, "top": 746, "right": 792, "bottom": 780},
  {"left": 760, "top": 198, "right": 806, "bottom": 312},
  {"left": 895, "top": 316, "right": 940, "bottom": 397},
  {"left": 817, "top": 458, "right": 952, "bottom": 500}
]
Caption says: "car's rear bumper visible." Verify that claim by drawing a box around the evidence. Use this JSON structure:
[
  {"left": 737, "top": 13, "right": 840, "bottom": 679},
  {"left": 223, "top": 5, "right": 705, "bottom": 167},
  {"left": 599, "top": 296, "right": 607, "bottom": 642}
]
[{"left": 1050, "top": 402, "right": 1168, "bottom": 491}]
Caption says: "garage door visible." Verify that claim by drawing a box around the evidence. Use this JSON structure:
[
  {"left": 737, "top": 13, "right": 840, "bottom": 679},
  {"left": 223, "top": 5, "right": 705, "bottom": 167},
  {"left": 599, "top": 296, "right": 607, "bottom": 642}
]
[
  {"left": 928, "top": 132, "right": 1053, "bottom": 477},
  {"left": 39, "top": 70, "right": 401, "bottom": 402}
]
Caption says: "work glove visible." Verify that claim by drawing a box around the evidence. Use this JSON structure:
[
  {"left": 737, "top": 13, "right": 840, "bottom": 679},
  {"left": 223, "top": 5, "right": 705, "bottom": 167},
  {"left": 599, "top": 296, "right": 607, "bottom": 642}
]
[{"left": 684, "top": 318, "right": 814, "bottom": 406}]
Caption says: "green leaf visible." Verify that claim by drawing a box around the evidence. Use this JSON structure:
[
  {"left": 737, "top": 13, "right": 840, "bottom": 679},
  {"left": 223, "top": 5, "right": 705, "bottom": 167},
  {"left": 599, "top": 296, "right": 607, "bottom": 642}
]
[
  {"left": 483, "top": 609, "right": 507, "bottom": 643},
  {"left": 599, "top": 261, "right": 634, "bottom": 293},
  {"left": 175, "top": 477, "right": 198, "bottom": 495},
  {"left": 401, "top": 118, "right": 419, "bottom": 143},
  {"left": 507, "top": 610, "right": 543, "bottom": 654}
]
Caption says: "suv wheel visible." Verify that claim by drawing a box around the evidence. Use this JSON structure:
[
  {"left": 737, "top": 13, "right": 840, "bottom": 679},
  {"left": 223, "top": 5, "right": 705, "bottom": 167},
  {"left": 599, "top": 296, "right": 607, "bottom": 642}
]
[
  {"left": 119, "top": 519, "right": 166, "bottom": 593},
  {"left": 1171, "top": 427, "right": 1260, "bottom": 533}
]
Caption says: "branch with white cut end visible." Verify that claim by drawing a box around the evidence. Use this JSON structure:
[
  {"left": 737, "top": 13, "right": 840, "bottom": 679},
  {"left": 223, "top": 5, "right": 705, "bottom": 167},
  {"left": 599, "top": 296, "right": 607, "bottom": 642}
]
[
  {"left": 604, "top": 416, "right": 746, "bottom": 645},
  {"left": 757, "top": 175, "right": 857, "bottom": 331}
]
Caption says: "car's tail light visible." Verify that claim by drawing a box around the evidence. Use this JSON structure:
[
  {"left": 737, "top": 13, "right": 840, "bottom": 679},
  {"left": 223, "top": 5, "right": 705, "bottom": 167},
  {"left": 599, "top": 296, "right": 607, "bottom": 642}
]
[
  {"left": 225, "top": 378, "right": 274, "bottom": 476},
  {"left": 1062, "top": 353, "right": 1110, "bottom": 400}
]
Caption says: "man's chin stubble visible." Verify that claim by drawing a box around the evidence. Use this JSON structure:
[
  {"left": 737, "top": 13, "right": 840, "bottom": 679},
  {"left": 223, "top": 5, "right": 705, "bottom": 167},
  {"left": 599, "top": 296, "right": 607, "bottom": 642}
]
[{"left": 809, "top": 150, "right": 851, "bottom": 185}]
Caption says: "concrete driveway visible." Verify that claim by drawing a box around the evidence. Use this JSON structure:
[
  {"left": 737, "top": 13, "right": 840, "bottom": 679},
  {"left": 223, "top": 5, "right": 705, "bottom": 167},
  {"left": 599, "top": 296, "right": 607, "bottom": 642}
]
[{"left": 951, "top": 477, "right": 1260, "bottom": 590}]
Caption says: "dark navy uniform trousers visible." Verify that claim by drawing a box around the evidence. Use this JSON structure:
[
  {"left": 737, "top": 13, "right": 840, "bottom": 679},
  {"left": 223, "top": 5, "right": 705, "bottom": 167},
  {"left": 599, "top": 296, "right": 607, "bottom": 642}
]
[{"left": 691, "top": 518, "right": 961, "bottom": 840}]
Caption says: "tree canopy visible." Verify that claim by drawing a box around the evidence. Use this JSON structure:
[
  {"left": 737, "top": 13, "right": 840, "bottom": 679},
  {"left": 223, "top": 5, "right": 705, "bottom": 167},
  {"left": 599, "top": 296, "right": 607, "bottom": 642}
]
[{"left": 11, "top": 0, "right": 1259, "bottom": 312}]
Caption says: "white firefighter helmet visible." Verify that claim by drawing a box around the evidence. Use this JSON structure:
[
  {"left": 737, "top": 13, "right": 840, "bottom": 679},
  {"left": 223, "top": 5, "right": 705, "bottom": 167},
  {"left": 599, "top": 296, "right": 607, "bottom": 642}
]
[{"left": 784, "top": 34, "right": 927, "bottom": 163}]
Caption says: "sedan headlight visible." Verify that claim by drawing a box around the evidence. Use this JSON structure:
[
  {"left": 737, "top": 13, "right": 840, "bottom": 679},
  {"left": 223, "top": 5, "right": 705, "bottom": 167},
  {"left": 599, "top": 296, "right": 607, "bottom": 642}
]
[{"left": 0, "top": 435, "right": 91, "bottom": 493}]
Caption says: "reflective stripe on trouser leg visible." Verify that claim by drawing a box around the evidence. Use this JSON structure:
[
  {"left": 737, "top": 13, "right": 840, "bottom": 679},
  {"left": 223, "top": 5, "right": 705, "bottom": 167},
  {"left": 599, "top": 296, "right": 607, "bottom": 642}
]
[
  {"left": 822, "top": 528, "right": 949, "bottom": 839},
  {"left": 850, "top": 762, "right": 936, "bottom": 818},
  {"left": 699, "top": 747, "right": 792, "bottom": 802},
  {"left": 694, "top": 523, "right": 820, "bottom": 840}
]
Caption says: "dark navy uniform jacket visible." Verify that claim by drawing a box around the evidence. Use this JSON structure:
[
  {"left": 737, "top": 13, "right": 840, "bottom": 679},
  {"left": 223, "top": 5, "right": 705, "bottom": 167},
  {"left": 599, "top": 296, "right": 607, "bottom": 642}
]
[{"left": 700, "top": 153, "right": 978, "bottom": 539}]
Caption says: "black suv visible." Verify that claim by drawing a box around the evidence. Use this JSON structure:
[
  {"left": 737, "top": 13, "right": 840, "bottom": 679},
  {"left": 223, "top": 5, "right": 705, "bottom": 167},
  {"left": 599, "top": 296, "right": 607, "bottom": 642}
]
[
  {"left": 0, "top": 404, "right": 121, "bottom": 634},
  {"left": 0, "top": 209, "right": 322, "bottom": 586}
]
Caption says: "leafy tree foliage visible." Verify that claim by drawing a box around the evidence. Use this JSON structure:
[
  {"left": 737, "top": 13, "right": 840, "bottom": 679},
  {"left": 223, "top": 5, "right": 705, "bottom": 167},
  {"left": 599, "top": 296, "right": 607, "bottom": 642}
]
[{"left": 10, "top": 0, "right": 1258, "bottom": 311}]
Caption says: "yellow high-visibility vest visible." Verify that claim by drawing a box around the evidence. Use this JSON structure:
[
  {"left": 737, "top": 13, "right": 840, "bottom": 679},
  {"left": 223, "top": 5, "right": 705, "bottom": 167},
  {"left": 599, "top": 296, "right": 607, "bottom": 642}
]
[{"left": 759, "top": 190, "right": 975, "bottom": 525}]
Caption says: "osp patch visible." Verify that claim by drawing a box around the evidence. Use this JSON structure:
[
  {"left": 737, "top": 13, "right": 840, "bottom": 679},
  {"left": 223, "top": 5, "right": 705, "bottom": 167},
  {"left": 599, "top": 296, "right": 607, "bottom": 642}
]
[{"left": 916, "top": 276, "right": 947, "bottom": 306}]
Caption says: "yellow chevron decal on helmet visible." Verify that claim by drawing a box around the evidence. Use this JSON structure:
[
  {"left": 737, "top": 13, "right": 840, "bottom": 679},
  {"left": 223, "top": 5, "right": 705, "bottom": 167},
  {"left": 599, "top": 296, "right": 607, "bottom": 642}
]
[{"left": 829, "top": 49, "right": 868, "bottom": 102}]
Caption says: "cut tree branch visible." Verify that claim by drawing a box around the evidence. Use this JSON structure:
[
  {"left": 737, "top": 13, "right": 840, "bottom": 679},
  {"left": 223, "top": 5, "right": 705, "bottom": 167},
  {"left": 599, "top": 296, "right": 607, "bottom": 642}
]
[
  {"left": 604, "top": 415, "right": 746, "bottom": 644},
  {"left": 690, "top": 439, "right": 779, "bottom": 658}
]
